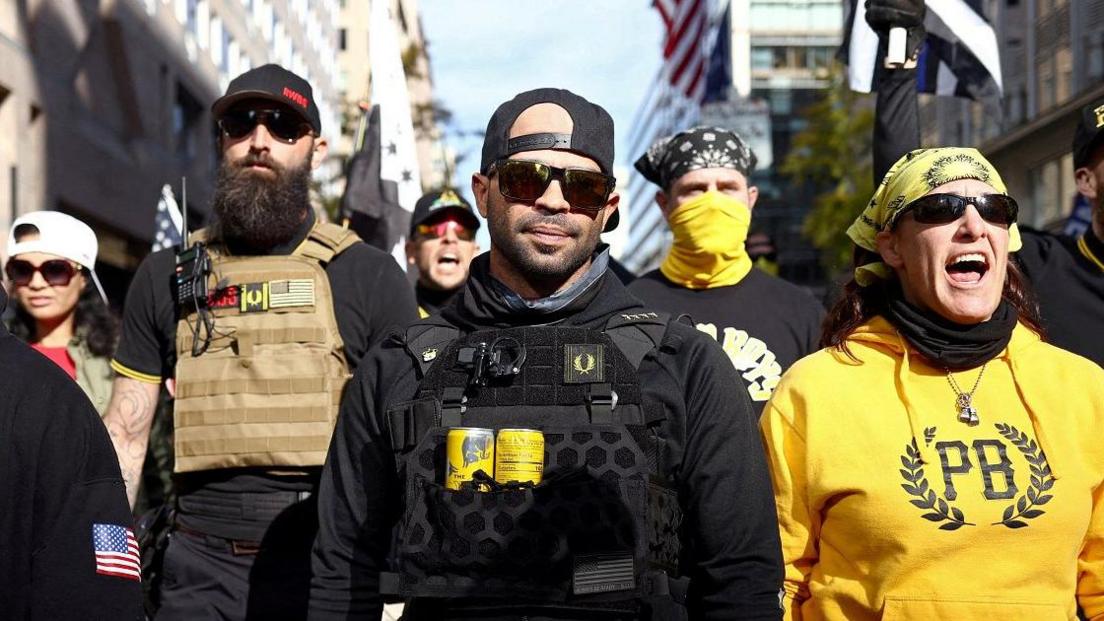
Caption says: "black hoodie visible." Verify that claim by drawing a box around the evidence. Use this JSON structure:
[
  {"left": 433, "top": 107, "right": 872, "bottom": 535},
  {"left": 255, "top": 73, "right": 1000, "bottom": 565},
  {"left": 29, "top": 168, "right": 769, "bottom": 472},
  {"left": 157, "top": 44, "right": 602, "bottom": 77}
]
[
  {"left": 0, "top": 289, "right": 142, "bottom": 620},
  {"left": 309, "top": 255, "right": 784, "bottom": 620}
]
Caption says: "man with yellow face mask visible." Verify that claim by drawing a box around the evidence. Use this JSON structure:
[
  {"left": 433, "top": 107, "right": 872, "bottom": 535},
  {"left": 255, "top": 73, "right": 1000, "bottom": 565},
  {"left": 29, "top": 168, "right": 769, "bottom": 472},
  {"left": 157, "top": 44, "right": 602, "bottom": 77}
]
[{"left": 628, "top": 126, "right": 824, "bottom": 415}]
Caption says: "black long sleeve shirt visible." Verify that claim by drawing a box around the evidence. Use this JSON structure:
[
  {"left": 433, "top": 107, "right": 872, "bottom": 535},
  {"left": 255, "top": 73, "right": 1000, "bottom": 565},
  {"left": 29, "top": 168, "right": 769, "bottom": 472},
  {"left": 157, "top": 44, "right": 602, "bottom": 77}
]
[
  {"left": 1015, "top": 227, "right": 1104, "bottom": 367},
  {"left": 0, "top": 289, "right": 142, "bottom": 620},
  {"left": 309, "top": 262, "right": 784, "bottom": 620}
]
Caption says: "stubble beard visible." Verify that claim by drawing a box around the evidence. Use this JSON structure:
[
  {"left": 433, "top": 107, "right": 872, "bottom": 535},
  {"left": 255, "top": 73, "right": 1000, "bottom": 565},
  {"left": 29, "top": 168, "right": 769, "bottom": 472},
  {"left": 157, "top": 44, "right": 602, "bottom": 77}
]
[
  {"left": 488, "top": 193, "right": 601, "bottom": 291},
  {"left": 212, "top": 150, "right": 313, "bottom": 251}
]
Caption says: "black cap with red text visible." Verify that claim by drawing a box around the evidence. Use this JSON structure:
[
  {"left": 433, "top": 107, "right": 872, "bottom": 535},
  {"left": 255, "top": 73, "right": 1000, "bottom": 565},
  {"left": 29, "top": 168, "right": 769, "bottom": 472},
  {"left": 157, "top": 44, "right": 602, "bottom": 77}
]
[{"left": 211, "top": 64, "right": 321, "bottom": 134}]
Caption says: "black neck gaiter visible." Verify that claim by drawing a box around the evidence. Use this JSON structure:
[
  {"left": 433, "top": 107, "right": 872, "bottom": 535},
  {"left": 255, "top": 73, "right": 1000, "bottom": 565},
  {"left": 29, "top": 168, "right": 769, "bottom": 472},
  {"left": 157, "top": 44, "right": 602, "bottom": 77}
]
[
  {"left": 886, "top": 295, "right": 1018, "bottom": 370},
  {"left": 416, "top": 283, "right": 460, "bottom": 316}
]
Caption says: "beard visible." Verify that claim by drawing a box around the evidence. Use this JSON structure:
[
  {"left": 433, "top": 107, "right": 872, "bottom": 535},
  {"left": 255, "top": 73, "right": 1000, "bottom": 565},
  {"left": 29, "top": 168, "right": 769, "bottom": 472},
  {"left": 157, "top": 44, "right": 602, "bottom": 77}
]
[
  {"left": 212, "top": 150, "right": 313, "bottom": 251},
  {"left": 488, "top": 193, "right": 601, "bottom": 288}
]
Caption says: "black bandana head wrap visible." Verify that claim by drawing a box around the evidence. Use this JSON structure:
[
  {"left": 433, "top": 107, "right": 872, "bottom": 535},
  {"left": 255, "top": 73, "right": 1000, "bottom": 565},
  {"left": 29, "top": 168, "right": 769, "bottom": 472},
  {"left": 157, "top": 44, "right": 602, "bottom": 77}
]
[{"left": 634, "top": 126, "right": 757, "bottom": 189}]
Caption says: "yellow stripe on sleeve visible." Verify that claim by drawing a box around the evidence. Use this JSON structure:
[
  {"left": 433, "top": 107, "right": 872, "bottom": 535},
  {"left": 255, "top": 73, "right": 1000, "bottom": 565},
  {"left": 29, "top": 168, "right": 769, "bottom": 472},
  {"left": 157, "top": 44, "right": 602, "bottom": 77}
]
[{"left": 110, "top": 360, "right": 162, "bottom": 384}]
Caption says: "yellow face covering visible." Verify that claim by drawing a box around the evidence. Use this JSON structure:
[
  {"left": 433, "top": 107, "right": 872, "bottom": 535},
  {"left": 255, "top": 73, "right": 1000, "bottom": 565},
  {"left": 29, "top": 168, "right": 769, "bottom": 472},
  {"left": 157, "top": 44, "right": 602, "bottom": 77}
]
[{"left": 660, "top": 191, "right": 753, "bottom": 289}]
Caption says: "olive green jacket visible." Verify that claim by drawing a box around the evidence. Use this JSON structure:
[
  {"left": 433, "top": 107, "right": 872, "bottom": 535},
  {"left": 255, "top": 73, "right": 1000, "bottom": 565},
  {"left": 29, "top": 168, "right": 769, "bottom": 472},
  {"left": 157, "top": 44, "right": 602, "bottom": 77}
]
[{"left": 68, "top": 335, "right": 114, "bottom": 416}]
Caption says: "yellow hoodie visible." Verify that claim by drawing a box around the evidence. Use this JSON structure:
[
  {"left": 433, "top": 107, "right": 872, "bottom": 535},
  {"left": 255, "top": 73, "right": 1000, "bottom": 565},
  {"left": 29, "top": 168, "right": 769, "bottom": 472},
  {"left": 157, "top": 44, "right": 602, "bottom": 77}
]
[{"left": 761, "top": 316, "right": 1104, "bottom": 620}]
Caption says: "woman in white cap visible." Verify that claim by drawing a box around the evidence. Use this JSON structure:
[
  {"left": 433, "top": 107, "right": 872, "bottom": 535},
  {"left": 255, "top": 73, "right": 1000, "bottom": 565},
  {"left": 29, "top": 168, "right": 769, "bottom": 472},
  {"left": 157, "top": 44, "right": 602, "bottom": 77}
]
[{"left": 4, "top": 211, "right": 117, "bottom": 414}]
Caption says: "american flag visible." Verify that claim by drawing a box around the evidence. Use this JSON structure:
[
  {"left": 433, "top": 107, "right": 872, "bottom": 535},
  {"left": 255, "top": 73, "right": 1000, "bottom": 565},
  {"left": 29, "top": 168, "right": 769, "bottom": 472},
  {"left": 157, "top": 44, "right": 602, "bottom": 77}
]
[
  {"left": 656, "top": 0, "right": 710, "bottom": 102},
  {"left": 268, "top": 278, "right": 316, "bottom": 308},
  {"left": 92, "top": 523, "right": 141, "bottom": 582},
  {"left": 152, "top": 183, "right": 184, "bottom": 253}
]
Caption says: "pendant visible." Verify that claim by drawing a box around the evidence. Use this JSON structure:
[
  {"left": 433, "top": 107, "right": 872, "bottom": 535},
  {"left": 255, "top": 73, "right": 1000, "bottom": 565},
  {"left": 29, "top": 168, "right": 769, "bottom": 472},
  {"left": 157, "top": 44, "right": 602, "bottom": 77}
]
[{"left": 956, "top": 394, "right": 979, "bottom": 425}]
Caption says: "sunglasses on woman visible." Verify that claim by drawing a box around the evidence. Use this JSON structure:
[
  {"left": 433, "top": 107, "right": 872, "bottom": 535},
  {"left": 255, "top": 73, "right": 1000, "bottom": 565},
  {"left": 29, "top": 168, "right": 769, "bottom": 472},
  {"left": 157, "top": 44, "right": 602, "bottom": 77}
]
[
  {"left": 218, "top": 108, "right": 313, "bottom": 144},
  {"left": 415, "top": 219, "right": 476, "bottom": 241},
  {"left": 896, "top": 193, "right": 1019, "bottom": 229},
  {"left": 491, "top": 159, "right": 615, "bottom": 211},
  {"left": 5, "top": 259, "right": 80, "bottom": 287}
]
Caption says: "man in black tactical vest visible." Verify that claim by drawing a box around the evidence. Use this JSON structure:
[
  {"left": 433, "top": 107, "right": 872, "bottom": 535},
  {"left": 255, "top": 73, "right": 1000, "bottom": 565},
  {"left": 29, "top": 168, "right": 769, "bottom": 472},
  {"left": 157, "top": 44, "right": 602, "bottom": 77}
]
[
  {"left": 309, "top": 88, "right": 784, "bottom": 620},
  {"left": 102, "top": 64, "right": 418, "bottom": 620}
]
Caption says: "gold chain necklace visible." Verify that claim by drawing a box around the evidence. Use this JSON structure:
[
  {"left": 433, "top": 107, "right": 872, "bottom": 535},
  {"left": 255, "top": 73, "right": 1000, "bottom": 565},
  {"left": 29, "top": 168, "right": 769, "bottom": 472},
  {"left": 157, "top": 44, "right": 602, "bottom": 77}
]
[{"left": 946, "top": 363, "right": 987, "bottom": 426}]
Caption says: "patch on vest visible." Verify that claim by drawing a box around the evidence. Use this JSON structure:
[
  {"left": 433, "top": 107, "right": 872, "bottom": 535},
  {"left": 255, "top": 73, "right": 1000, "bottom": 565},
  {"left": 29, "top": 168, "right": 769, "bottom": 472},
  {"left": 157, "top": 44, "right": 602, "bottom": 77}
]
[
  {"left": 238, "top": 279, "right": 316, "bottom": 313},
  {"left": 564, "top": 344, "right": 605, "bottom": 384},
  {"left": 208, "top": 285, "right": 241, "bottom": 309},
  {"left": 573, "top": 553, "right": 635, "bottom": 595}
]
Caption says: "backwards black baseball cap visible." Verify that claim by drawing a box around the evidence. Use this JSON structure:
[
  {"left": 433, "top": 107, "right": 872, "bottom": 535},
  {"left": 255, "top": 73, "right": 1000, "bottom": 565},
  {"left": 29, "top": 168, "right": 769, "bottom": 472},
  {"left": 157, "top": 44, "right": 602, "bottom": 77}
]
[
  {"left": 211, "top": 64, "right": 322, "bottom": 134},
  {"left": 409, "top": 189, "right": 481, "bottom": 236},
  {"left": 1073, "top": 99, "right": 1104, "bottom": 168},
  {"left": 480, "top": 88, "right": 618, "bottom": 230}
]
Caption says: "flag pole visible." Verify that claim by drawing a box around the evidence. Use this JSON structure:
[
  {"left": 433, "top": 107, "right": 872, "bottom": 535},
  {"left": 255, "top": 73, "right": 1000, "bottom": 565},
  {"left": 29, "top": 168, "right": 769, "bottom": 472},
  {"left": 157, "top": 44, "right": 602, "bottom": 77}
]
[{"left": 353, "top": 101, "right": 372, "bottom": 152}]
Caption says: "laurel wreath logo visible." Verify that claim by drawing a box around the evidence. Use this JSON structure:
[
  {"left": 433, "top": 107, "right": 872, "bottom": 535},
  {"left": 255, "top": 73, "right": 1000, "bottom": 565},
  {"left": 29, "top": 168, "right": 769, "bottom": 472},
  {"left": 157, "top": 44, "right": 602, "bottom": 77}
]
[
  {"left": 993, "top": 423, "right": 1055, "bottom": 529},
  {"left": 899, "top": 439, "right": 974, "bottom": 530}
]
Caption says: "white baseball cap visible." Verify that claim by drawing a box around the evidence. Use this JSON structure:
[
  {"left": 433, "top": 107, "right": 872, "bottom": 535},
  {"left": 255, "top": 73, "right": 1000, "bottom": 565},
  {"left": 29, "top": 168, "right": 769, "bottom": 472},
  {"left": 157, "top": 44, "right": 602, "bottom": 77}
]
[{"left": 7, "top": 211, "right": 107, "bottom": 303}]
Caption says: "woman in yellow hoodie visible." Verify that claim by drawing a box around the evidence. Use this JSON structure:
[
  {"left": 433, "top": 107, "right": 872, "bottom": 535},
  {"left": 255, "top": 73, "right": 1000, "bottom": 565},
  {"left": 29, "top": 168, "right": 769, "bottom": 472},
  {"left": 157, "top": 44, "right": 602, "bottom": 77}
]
[{"left": 761, "top": 147, "right": 1104, "bottom": 620}]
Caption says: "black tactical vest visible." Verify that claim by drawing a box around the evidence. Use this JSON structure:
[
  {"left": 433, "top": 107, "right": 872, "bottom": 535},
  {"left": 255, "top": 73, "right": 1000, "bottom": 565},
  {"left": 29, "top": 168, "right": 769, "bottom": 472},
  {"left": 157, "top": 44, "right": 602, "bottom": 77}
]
[{"left": 381, "top": 311, "right": 689, "bottom": 618}]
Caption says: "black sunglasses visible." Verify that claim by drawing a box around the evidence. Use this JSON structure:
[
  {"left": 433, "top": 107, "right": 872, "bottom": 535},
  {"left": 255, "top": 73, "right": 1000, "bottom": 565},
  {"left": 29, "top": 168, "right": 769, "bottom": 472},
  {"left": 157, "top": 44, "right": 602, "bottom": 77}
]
[
  {"left": 491, "top": 159, "right": 615, "bottom": 211},
  {"left": 218, "top": 108, "right": 313, "bottom": 144},
  {"left": 895, "top": 193, "right": 1019, "bottom": 229},
  {"left": 5, "top": 258, "right": 80, "bottom": 287}
]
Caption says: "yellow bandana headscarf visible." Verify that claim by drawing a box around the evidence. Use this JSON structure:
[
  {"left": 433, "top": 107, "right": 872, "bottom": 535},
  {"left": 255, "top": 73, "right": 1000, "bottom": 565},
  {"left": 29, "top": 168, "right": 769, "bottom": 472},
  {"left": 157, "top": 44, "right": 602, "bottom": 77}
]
[{"left": 846, "top": 147, "right": 1022, "bottom": 286}]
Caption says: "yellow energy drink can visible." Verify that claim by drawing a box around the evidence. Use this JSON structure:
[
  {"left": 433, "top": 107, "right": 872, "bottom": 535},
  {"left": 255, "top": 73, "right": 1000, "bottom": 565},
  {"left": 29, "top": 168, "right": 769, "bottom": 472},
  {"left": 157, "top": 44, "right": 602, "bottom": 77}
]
[
  {"left": 445, "top": 428, "right": 495, "bottom": 490},
  {"left": 495, "top": 429, "right": 544, "bottom": 485}
]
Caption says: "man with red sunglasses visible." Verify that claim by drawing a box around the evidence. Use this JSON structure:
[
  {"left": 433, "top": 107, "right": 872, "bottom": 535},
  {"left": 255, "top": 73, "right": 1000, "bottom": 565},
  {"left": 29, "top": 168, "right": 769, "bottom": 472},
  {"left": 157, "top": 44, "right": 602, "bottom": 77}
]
[
  {"left": 100, "top": 64, "right": 417, "bottom": 620},
  {"left": 405, "top": 189, "right": 482, "bottom": 318},
  {"left": 312, "top": 88, "right": 783, "bottom": 620}
]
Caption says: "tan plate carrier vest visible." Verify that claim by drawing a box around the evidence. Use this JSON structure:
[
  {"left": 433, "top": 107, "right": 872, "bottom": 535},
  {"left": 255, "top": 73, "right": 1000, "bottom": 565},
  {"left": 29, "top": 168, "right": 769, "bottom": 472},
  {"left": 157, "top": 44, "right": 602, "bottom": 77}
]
[{"left": 173, "top": 222, "right": 359, "bottom": 473}]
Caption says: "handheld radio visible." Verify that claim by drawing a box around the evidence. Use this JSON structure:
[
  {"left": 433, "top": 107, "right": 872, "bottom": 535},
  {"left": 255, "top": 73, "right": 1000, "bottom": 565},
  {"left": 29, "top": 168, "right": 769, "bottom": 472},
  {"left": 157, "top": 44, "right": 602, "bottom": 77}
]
[{"left": 174, "top": 177, "right": 210, "bottom": 307}]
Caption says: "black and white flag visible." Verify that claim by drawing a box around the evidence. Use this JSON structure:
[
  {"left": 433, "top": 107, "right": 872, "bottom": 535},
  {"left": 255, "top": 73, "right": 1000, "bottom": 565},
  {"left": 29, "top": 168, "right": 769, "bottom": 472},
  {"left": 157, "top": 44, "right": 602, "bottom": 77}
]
[
  {"left": 842, "top": 0, "right": 1002, "bottom": 103},
  {"left": 152, "top": 183, "right": 183, "bottom": 252}
]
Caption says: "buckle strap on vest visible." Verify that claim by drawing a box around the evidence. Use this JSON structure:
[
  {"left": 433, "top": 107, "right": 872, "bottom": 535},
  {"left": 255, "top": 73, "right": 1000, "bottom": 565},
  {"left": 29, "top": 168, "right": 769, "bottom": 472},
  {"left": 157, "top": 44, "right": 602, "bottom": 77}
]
[
  {"left": 386, "top": 397, "right": 441, "bottom": 452},
  {"left": 587, "top": 384, "right": 614, "bottom": 424},
  {"left": 440, "top": 386, "right": 464, "bottom": 427}
]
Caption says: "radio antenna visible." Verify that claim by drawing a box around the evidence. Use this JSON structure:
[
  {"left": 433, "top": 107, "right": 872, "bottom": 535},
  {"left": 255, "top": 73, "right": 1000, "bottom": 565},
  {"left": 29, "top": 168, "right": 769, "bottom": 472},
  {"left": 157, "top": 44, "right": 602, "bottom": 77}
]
[{"left": 181, "top": 176, "right": 189, "bottom": 249}]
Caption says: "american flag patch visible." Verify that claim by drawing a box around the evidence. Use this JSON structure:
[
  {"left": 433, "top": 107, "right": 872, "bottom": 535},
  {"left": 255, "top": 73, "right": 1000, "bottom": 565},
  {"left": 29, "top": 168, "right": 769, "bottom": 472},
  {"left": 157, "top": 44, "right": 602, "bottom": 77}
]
[
  {"left": 92, "top": 523, "right": 140, "bottom": 581},
  {"left": 268, "top": 279, "right": 315, "bottom": 309}
]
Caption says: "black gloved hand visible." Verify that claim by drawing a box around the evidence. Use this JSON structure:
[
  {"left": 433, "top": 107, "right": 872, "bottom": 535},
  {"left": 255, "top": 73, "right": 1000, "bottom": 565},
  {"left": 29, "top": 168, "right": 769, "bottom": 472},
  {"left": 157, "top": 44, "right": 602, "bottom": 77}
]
[{"left": 865, "top": 0, "right": 927, "bottom": 60}]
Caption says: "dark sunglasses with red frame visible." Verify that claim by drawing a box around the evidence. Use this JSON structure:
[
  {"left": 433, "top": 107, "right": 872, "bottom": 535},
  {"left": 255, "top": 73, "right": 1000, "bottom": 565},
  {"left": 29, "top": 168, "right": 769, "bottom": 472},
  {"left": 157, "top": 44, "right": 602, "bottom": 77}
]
[
  {"left": 5, "top": 258, "right": 82, "bottom": 287},
  {"left": 414, "top": 219, "right": 476, "bottom": 242}
]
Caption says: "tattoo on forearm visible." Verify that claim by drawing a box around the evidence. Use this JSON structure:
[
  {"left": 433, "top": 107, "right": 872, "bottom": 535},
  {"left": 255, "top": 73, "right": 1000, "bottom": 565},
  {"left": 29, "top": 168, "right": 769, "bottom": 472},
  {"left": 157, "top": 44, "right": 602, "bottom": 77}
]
[{"left": 103, "top": 379, "right": 159, "bottom": 509}]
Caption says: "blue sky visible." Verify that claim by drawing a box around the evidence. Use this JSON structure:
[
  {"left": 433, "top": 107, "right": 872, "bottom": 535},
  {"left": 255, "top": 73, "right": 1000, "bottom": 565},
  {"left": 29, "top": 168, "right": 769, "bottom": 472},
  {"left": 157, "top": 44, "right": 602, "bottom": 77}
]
[{"left": 419, "top": 1, "right": 664, "bottom": 185}]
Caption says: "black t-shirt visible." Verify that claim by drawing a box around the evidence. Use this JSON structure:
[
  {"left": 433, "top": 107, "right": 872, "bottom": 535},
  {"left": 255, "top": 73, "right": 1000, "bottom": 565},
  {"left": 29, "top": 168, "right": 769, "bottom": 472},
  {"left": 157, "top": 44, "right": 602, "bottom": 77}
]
[
  {"left": 627, "top": 268, "right": 825, "bottom": 415},
  {"left": 1015, "top": 228, "right": 1104, "bottom": 367},
  {"left": 0, "top": 307, "right": 142, "bottom": 619},
  {"left": 112, "top": 213, "right": 419, "bottom": 538}
]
